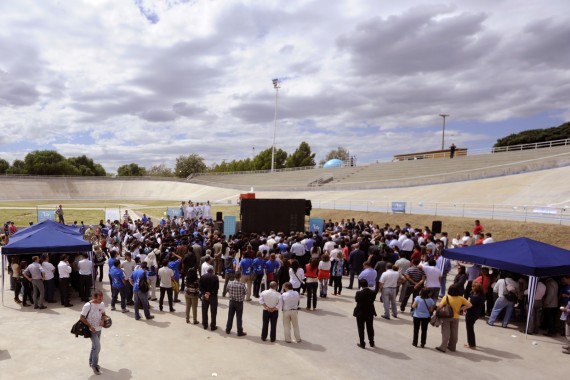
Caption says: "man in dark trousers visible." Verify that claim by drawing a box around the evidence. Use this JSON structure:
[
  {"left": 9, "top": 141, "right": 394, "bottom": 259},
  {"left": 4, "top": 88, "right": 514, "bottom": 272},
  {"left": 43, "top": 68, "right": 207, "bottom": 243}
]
[
  {"left": 259, "top": 281, "right": 283, "bottom": 342},
  {"left": 225, "top": 271, "right": 247, "bottom": 336},
  {"left": 199, "top": 267, "right": 219, "bottom": 331},
  {"left": 354, "top": 278, "right": 377, "bottom": 349},
  {"left": 347, "top": 243, "right": 367, "bottom": 289}
]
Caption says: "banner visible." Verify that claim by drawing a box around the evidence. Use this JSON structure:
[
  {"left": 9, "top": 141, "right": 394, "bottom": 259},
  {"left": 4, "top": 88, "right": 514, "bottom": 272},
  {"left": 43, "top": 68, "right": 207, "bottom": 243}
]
[
  {"left": 224, "top": 216, "right": 236, "bottom": 237},
  {"left": 37, "top": 209, "right": 56, "bottom": 223},
  {"left": 391, "top": 201, "right": 406, "bottom": 213},
  {"left": 309, "top": 218, "right": 325, "bottom": 235},
  {"left": 105, "top": 208, "right": 121, "bottom": 222},
  {"left": 166, "top": 207, "right": 183, "bottom": 218}
]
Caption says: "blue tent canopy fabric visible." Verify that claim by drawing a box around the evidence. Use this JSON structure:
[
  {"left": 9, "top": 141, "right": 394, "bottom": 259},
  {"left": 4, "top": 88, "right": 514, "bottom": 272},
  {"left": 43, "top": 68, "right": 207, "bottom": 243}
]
[
  {"left": 442, "top": 237, "right": 570, "bottom": 277},
  {"left": 442, "top": 237, "right": 570, "bottom": 336},
  {"left": 2, "top": 219, "right": 91, "bottom": 255}
]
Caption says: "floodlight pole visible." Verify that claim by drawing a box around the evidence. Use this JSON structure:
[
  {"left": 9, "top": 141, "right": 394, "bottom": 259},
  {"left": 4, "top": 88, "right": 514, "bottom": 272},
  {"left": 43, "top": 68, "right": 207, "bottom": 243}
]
[
  {"left": 439, "top": 114, "right": 449, "bottom": 150},
  {"left": 271, "top": 78, "right": 280, "bottom": 173}
]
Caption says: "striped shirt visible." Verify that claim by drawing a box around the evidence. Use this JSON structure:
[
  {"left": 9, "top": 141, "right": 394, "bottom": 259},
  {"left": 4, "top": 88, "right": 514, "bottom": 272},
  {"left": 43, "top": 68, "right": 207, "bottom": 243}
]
[{"left": 404, "top": 266, "right": 424, "bottom": 285}]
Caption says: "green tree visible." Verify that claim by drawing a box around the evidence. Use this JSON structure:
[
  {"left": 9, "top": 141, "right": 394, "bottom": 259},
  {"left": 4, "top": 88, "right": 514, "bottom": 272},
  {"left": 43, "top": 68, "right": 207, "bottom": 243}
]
[
  {"left": 253, "top": 147, "right": 287, "bottom": 170},
  {"left": 23, "top": 150, "right": 80, "bottom": 175},
  {"left": 146, "top": 164, "right": 174, "bottom": 177},
  {"left": 67, "top": 155, "right": 106, "bottom": 176},
  {"left": 174, "top": 154, "right": 207, "bottom": 178},
  {"left": 117, "top": 163, "right": 146, "bottom": 176},
  {"left": 6, "top": 159, "right": 26, "bottom": 174},
  {"left": 285, "top": 141, "right": 316, "bottom": 168},
  {"left": 494, "top": 122, "right": 570, "bottom": 147},
  {"left": 321, "top": 146, "right": 349, "bottom": 165},
  {"left": 0, "top": 158, "right": 9, "bottom": 174}
]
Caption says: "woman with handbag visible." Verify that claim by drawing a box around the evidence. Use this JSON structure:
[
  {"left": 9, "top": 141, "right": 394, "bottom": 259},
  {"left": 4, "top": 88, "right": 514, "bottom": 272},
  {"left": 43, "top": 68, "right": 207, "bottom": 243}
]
[
  {"left": 411, "top": 288, "right": 436, "bottom": 348},
  {"left": 435, "top": 284, "right": 472, "bottom": 353},
  {"left": 288, "top": 259, "right": 305, "bottom": 296}
]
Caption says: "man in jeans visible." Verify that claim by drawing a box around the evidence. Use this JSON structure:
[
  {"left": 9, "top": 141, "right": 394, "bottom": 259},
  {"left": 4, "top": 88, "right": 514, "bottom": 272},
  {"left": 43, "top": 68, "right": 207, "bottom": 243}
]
[
  {"left": 109, "top": 260, "right": 129, "bottom": 313},
  {"left": 130, "top": 262, "right": 154, "bottom": 321},
  {"left": 225, "top": 271, "right": 247, "bottom": 336}
]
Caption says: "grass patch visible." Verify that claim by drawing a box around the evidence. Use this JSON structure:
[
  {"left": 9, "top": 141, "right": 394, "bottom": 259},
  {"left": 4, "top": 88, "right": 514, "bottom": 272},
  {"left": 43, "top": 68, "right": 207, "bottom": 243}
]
[{"left": 2, "top": 201, "right": 569, "bottom": 249}]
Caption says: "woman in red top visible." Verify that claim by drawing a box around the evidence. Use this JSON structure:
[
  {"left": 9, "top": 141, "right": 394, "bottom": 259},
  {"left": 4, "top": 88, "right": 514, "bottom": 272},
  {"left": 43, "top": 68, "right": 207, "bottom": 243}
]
[{"left": 305, "top": 258, "right": 319, "bottom": 310}]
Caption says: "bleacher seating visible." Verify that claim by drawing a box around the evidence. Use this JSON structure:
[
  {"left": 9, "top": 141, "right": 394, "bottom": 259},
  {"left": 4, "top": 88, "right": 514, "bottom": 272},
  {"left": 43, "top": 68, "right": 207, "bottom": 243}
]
[{"left": 188, "top": 145, "right": 570, "bottom": 190}]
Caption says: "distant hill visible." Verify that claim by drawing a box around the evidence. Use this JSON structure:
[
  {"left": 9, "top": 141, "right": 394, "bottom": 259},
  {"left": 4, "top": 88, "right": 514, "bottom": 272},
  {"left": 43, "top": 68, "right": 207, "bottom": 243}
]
[{"left": 494, "top": 121, "right": 570, "bottom": 147}]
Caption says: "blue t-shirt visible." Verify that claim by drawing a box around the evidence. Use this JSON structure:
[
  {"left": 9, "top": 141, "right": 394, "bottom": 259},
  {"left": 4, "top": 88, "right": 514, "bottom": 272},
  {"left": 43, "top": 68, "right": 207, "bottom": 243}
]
[
  {"left": 413, "top": 296, "right": 435, "bottom": 318},
  {"left": 265, "top": 260, "right": 279, "bottom": 274},
  {"left": 130, "top": 268, "right": 145, "bottom": 292},
  {"left": 109, "top": 266, "right": 125, "bottom": 289},
  {"left": 253, "top": 258, "right": 266, "bottom": 275},
  {"left": 108, "top": 257, "right": 115, "bottom": 269},
  {"left": 239, "top": 258, "right": 253, "bottom": 275},
  {"left": 168, "top": 259, "right": 181, "bottom": 280}
]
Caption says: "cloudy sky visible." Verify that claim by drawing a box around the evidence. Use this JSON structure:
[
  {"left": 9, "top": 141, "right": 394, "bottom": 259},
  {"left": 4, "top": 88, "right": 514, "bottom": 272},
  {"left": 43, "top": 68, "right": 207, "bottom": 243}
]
[{"left": 1, "top": 0, "right": 569, "bottom": 172}]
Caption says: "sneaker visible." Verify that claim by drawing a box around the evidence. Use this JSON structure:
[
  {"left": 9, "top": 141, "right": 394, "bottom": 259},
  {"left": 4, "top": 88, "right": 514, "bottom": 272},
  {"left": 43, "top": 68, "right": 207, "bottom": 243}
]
[
  {"left": 121, "top": 309, "right": 129, "bottom": 313},
  {"left": 92, "top": 366, "right": 101, "bottom": 375},
  {"left": 111, "top": 307, "right": 116, "bottom": 311},
  {"left": 39, "top": 306, "right": 47, "bottom": 310}
]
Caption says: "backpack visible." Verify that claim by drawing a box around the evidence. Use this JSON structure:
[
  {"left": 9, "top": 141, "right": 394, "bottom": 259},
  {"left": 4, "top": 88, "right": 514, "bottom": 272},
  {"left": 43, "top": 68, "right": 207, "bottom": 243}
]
[{"left": 138, "top": 271, "right": 149, "bottom": 293}]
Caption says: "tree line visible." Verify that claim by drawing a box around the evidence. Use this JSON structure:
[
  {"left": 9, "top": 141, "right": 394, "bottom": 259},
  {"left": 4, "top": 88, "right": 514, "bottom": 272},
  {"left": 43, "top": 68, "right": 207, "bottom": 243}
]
[
  {"left": 0, "top": 143, "right": 350, "bottom": 178},
  {"left": 494, "top": 121, "right": 570, "bottom": 147}
]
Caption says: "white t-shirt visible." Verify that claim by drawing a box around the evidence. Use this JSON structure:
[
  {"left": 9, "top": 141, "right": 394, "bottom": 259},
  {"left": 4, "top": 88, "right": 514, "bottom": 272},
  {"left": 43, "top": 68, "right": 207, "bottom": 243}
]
[
  {"left": 42, "top": 262, "right": 56, "bottom": 281},
  {"left": 78, "top": 259, "right": 93, "bottom": 275},
  {"left": 81, "top": 301, "right": 105, "bottom": 332},
  {"left": 158, "top": 267, "right": 174, "bottom": 288},
  {"left": 58, "top": 261, "right": 72, "bottom": 278},
  {"left": 121, "top": 260, "right": 136, "bottom": 278},
  {"left": 422, "top": 265, "right": 441, "bottom": 288}
]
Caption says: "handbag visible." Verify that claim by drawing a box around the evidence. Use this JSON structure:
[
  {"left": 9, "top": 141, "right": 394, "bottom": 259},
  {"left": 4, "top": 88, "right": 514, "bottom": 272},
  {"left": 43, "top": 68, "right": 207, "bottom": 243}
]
[
  {"left": 71, "top": 304, "right": 92, "bottom": 338},
  {"left": 430, "top": 314, "right": 442, "bottom": 327},
  {"left": 436, "top": 296, "right": 454, "bottom": 318},
  {"left": 171, "top": 279, "right": 180, "bottom": 293}
]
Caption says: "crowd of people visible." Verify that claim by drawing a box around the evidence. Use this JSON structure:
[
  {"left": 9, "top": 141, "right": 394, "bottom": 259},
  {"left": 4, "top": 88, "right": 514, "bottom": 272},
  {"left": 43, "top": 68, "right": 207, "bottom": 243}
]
[{"left": 3, "top": 207, "right": 570, "bottom": 375}]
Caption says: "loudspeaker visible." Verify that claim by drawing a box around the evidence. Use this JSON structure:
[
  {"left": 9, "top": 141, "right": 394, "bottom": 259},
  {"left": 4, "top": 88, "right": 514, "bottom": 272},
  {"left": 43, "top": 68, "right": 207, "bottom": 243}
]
[
  {"left": 216, "top": 212, "right": 223, "bottom": 221},
  {"left": 240, "top": 199, "right": 305, "bottom": 233},
  {"left": 431, "top": 220, "right": 442, "bottom": 234},
  {"left": 305, "top": 200, "right": 312, "bottom": 216}
]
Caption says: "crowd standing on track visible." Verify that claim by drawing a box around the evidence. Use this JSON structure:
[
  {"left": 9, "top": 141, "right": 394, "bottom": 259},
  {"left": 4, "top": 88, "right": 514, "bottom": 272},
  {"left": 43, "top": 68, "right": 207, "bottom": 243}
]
[{"left": 3, "top": 205, "right": 570, "bottom": 375}]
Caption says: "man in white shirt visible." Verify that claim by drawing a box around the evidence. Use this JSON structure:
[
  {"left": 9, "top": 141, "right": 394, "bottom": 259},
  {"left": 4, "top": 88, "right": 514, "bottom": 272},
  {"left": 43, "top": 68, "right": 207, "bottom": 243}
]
[
  {"left": 378, "top": 263, "right": 401, "bottom": 320},
  {"left": 281, "top": 282, "right": 301, "bottom": 343},
  {"left": 201, "top": 256, "right": 214, "bottom": 276},
  {"left": 259, "top": 281, "right": 283, "bottom": 342},
  {"left": 121, "top": 253, "right": 136, "bottom": 305},
  {"left": 41, "top": 254, "right": 57, "bottom": 303},
  {"left": 522, "top": 280, "right": 546, "bottom": 334},
  {"left": 488, "top": 274, "right": 519, "bottom": 328},
  {"left": 419, "top": 259, "right": 441, "bottom": 302},
  {"left": 483, "top": 233, "right": 494, "bottom": 244},
  {"left": 58, "top": 254, "right": 73, "bottom": 307},
  {"left": 78, "top": 253, "right": 93, "bottom": 302}
]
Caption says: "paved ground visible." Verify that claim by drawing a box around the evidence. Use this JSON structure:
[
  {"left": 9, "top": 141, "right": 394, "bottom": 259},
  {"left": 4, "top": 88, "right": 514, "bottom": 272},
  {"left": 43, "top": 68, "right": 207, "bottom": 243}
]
[{"left": 0, "top": 268, "right": 567, "bottom": 380}]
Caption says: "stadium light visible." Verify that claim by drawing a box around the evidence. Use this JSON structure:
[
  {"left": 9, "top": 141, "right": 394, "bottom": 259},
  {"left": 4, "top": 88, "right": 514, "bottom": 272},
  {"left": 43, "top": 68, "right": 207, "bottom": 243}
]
[
  {"left": 439, "top": 114, "right": 449, "bottom": 150},
  {"left": 271, "top": 78, "right": 281, "bottom": 173}
]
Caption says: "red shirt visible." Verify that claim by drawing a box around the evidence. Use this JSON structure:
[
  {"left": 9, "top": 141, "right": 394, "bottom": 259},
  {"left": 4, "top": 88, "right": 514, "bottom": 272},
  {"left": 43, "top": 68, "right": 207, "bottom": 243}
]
[{"left": 473, "top": 224, "right": 483, "bottom": 235}]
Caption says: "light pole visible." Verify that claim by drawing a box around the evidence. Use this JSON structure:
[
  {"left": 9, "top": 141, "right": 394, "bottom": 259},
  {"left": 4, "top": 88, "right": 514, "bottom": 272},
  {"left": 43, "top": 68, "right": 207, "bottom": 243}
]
[
  {"left": 439, "top": 114, "right": 449, "bottom": 150},
  {"left": 271, "top": 78, "right": 280, "bottom": 173}
]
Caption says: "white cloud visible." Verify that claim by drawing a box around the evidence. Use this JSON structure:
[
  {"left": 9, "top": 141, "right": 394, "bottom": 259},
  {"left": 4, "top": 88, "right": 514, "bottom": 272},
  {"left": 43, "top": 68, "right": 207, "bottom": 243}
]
[{"left": 0, "top": 0, "right": 569, "bottom": 172}]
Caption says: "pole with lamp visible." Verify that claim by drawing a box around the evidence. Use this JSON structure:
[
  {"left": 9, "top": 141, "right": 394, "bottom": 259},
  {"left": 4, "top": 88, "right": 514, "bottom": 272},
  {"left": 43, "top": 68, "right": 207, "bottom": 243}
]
[
  {"left": 439, "top": 114, "right": 449, "bottom": 150},
  {"left": 271, "top": 78, "right": 280, "bottom": 173}
]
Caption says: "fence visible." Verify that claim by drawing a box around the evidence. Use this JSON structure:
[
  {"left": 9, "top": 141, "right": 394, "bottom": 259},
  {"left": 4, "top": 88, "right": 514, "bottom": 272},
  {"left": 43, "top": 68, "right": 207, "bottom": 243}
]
[{"left": 310, "top": 200, "right": 570, "bottom": 226}]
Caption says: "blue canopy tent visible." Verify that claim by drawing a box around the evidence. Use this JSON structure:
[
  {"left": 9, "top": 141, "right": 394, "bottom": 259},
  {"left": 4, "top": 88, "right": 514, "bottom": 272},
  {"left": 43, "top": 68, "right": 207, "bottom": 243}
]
[
  {"left": 1, "top": 219, "right": 92, "bottom": 305},
  {"left": 442, "top": 237, "right": 570, "bottom": 335}
]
